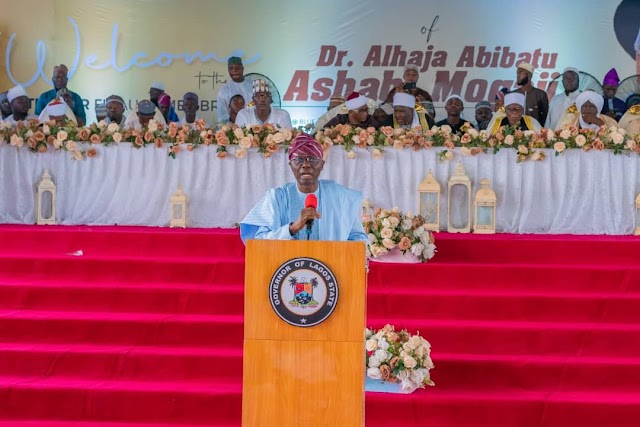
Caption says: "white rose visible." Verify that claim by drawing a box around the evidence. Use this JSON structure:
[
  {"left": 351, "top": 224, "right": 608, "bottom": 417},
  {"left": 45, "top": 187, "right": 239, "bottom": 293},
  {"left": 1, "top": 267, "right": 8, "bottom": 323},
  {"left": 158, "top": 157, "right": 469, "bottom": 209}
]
[
  {"left": 370, "top": 245, "right": 388, "bottom": 258},
  {"left": 200, "top": 130, "right": 208, "bottom": 139},
  {"left": 365, "top": 339, "right": 378, "bottom": 352},
  {"left": 409, "top": 335, "right": 423, "bottom": 348},
  {"left": 97, "top": 120, "right": 106, "bottom": 129},
  {"left": 107, "top": 123, "right": 119, "bottom": 134},
  {"left": 26, "top": 130, "right": 34, "bottom": 137},
  {"left": 531, "top": 150, "right": 543, "bottom": 161},
  {"left": 396, "top": 370, "right": 410, "bottom": 381},
  {"left": 611, "top": 131, "right": 624, "bottom": 145},
  {"left": 403, "top": 341, "right": 416, "bottom": 352},
  {"left": 423, "top": 243, "right": 436, "bottom": 259},
  {"left": 42, "top": 124, "right": 50, "bottom": 135},
  {"left": 72, "top": 150, "right": 84, "bottom": 161},
  {"left": 382, "top": 238, "right": 395, "bottom": 249},
  {"left": 410, "top": 243, "right": 425, "bottom": 257},
  {"left": 368, "top": 233, "right": 377, "bottom": 244},
  {"left": 413, "top": 226, "right": 425, "bottom": 238},
  {"left": 419, "top": 230, "right": 431, "bottom": 246},
  {"left": 403, "top": 355, "right": 418, "bottom": 369},
  {"left": 368, "top": 355, "right": 381, "bottom": 368},
  {"left": 112, "top": 132, "right": 122, "bottom": 143},
  {"left": 15, "top": 136, "right": 24, "bottom": 147},
  {"left": 546, "top": 129, "right": 555, "bottom": 141},
  {"left": 367, "top": 367, "right": 382, "bottom": 380},
  {"left": 147, "top": 120, "right": 158, "bottom": 132},
  {"left": 401, "top": 218, "right": 413, "bottom": 231},
  {"left": 380, "top": 227, "right": 393, "bottom": 239},
  {"left": 57, "top": 130, "right": 68, "bottom": 142},
  {"left": 523, "top": 130, "right": 534, "bottom": 138},
  {"left": 575, "top": 134, "right": 586, "bottom": 147},
  {"left": 467, "top": 128, "right": 479, "bottom": 138},
  {"left": 233, "top": 127, "right": 245, "bottom": 139},
  {"left": 559, "top": 129, "right": 571, "bottom": 139},
  {"left": 388, "top": 216, "right": 400, "bottom": 228},
  {"left": 401, "top": 378, "right": 418, "bottom": 392},
  {"left": 378, "top": 338, "right": 390, "bottom": 351},
  {"left": 517, "top": 144, "right": 528, "bottom": 154},
  {"left": 444, "top": 150, "right": 454, "bottom": 161},
  {"left": 391, "top": 207, "right": 400, "bottom": 214},
  {"left": 374, "top": 348, "right": 388, "bottom": 361},
  {"left": 480, "top": 130, "right": 489, "bottom": 141},
  {"left": 406, "top": 210, "right": 414, "bottom": 219},
  {"left": 239, "top": 136, "right": 252, "bottom": 149},
  {"left": 53, "top": 139, "right": 63, "bottom": 149},
  {"left": 553, "top": 141, "right": 566, "bottom": 153},
  {"left": 234, "top": 148, "right": 247, "bottom": 159},
  {"left": 346, "top": 150, "right": 356, "bottom": 159},
  {"left": 625, "top": 139, "right": 637, "bottom": 150},
  {"left": 372, "top": 148, "right": 383, "bottom": 159},
  {"left": 440, "top": 124, "right": 452, "bottom": 135},
  {"left": 66, "top": 140, "right": 77, "bottom": 152},
  {"left": 410, "top": 369, "right": 425, "bottom": 385},
  {"left": 382, "top": 218, "right": 391, "bottom": 228},
  {"left": 414, "top": 345, "right": 428, "bottom": 358},
  {"left": 504, "top": 135, "right": 514, "bottom": 146}
]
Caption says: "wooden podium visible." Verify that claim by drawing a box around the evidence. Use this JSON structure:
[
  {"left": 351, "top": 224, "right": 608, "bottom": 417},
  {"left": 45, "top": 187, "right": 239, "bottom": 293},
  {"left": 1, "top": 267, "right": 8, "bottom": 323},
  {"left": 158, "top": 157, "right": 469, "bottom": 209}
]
[{"left": 242, "top": 239, "right": 367, "bottom": 427}]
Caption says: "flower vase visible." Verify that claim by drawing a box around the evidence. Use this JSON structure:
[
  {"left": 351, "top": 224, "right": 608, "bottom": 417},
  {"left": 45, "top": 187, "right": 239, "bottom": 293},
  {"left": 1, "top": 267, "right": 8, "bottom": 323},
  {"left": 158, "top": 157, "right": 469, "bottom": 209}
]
[
  {"left": 370, "top": 247, "right": 420, "bottom": 264},
  {"left": 365, "top": 377, "right": 416, "bottom": 394}
]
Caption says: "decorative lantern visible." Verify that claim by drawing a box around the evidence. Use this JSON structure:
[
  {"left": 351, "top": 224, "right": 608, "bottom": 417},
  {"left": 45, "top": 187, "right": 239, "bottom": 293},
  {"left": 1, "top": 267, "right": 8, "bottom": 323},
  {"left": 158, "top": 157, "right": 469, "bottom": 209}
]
[
  {"left": 418, "top": 170, "right": 441, "bottom": 231},
  {"left": 447, "top": 161, "right": 471, "bottom": 233},
  {"left": 36, "top": 170, "right": 56, "bottom": 225},
  {"left": 635, "top": 193, "right": 640, "bottom": 236},
  {"left": 169, "top": 186, "right": 188, "bottom": 228},
  {"left": 473, "top": 179, "right": 497, "bottom": 234}
]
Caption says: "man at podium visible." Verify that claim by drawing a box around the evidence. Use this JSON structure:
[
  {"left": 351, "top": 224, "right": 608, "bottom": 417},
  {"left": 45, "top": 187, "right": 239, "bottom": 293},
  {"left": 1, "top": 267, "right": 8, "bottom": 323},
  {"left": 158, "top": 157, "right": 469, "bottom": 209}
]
[{"left": 240, "top": 134, "right": 367, "bottom": 243}]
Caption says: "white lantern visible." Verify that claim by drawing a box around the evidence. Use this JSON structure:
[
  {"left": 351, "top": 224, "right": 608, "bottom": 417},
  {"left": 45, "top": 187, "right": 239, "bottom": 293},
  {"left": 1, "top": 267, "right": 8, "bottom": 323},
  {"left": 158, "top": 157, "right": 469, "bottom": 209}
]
[
  {"left": 447, "top": 161, "right": 471, "bottom": 233},
  {"left": 418, "top": 170, "right": 441, "bottom": 231},
  {"left": 169, "top": 186, "right": 188, "bottom": 228},
  {"left": 36, "top": 170, "right": 56, "bottom": 225},
  {"left": 473, "top": 179, "right": 497, "bottom": 234},
  {"left": 635, "top": 193, "right": 640, "bottom": 236}
]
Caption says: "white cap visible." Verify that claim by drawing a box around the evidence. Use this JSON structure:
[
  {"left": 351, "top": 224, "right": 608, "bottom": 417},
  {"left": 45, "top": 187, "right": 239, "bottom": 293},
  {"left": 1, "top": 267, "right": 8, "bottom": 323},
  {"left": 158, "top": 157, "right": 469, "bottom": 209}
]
[
  {"left": 45, "top": 98, "right": 68, "bottom": 116},
  {"left": 504, "top": 92, "right": 525, "bottom": 108},
  {"left": 393, "top": 92, "right": 416, "bottom": 108},
  {"left": 150, "top": 81, "right": 165, "bottom": 91},
  {"left": 7, "top": 85, "right": 28, "bottom": 103},
  {"left": 562, "top": 67, "right": 579, "bottom": 75}
]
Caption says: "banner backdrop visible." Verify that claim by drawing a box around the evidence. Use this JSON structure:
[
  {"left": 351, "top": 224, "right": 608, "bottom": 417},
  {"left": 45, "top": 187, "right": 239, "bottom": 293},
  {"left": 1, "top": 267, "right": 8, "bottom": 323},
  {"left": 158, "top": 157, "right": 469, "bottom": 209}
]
[{"left": 1, "top": 0, "right": 639, "bottom": 125}]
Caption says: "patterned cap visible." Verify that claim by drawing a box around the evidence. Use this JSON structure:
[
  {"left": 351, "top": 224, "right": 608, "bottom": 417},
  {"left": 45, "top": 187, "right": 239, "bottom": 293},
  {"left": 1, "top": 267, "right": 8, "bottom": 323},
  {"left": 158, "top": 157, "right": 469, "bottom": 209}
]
[
  {"left": 252, "top": 79, "right": 271, "bottom": 95},
  {"left": 137, "top": 100, "right": 156, "bottom": 115},
  {"left": 288, "top": 133, "right": 323, "bottom": 161}
]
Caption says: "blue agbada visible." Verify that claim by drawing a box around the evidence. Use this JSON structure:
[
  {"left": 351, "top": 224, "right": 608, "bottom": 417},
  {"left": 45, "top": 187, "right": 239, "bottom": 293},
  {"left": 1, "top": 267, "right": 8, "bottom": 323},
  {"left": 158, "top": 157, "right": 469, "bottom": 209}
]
[{"left": 240, "top": 180, "right": 367, "bottom": 244}]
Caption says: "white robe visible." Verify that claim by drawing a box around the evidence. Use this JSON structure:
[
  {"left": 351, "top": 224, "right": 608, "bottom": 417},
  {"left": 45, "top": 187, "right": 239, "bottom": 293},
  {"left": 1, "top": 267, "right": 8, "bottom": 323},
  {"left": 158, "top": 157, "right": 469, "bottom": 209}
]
[
  {"left": 123, "top": 109, "right": 167, "bottom": 130},
  {"left": 216, "top": 79, "right": 253, "bottom": 123},
  {"left": 545, "top": 90, "right": 581, "bottom": 130},
  {"left": 178, "top": 114, "right": 209, "bottom": 129},
  {"left": 235, "top": 106, "right": 292, "bottom": 129},
  {"left": 3, "top": 114, "right": 38, "bottom": 126}
]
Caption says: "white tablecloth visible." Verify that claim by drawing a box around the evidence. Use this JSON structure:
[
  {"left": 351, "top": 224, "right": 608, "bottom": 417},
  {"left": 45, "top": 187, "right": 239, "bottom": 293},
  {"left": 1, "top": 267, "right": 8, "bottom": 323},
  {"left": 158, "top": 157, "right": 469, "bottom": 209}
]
[{"left": 1, "top": 143, "right": 639, "bottom": 234}]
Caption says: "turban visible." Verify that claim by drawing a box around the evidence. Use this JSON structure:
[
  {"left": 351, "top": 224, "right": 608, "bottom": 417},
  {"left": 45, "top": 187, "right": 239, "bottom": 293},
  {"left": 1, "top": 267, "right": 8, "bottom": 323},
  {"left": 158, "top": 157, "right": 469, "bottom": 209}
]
[
  {"left": 345, "top": 92, "right": 367, "bottom": 111},
  {"left": 444, "top": 94, "right": 463, "bottom": 104},
  {"left": 45, "top": 98, "right": 67, "bottom": 117},
  {"left": 252, "top": 79, "right": 270, "bottom": 95},
  {"left": 137, "top": 100, "right": 156, "bottom": 116},
  {"left": 288, "top": 133, "right": 323, "bottom": 161},
  {"left": 393, "top": 92, "right": 416, "bottom": 108},
  {"left": 150, "top": 81, "right": 165, "bottom": 91},
  {"left": 517, "top": 63, "right": 534, "bottom": 74},
  {"left": 475, "top": 100, "right": 492, "bottom": 111},
  {"left": 603, "top": 68, "right": 620, "bottom": 87},
  {"left": 576, "top": 91, "right": 604, "bottom": 130},
  {"left": 504, "top": 92, "right": 525, "bottom": 109},
  {"left": 158, "top": 93, "right": 171, "bottom": 107},
  {"left": 7, "top": 85, "right": 28, "bottom": 103},
  {"left": 228, "top": 56, "right": 242, "bottom": 66},
  {"left": 106, "top": 95, "right": 126, "bottom": 109}
]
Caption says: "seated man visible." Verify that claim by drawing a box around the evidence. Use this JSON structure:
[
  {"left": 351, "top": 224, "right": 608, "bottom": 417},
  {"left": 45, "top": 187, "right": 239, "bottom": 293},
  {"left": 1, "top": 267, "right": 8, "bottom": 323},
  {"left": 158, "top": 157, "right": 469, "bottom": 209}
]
[
  {"left": 3, "top": 85, "right": 37, "bottom": 126},
  {"left": 157, "top": 93, "right": 173, "bottom": 123},
  {"left": 149, "top": 82, "right": 179, "bottom": 122},
  {"left": 235, "top": 79, "right": 292, "bottom": 129},
  {"left": 324, "top": 92, "right": 379, "bottom": 129},
  {"left": 619, "top": 93, "right": 640, "bottom": 136},
  {"left": 228, "top": 94, "right": 245, "bottom": 124},
  {"left": 436, "top": 95, "right": 474, "bottom": 133},
  {"left": 124, "top": 99, "right": 167, "bottom": 130},
  {"left": 240, "top": 133, "right": 367, "bottom": 243},
  {"left": 555, "top": 91, "right": 617, "bottom": 131},
  {"left": 179, "top": 92, "right": 208, "bottom": 128},
  {"left": 601, "top": 68, "right": 627, "bottom": 121},
  {"left": 474, "top": 100, "right": 493, "bottom": 131},
  {"left": 486, "top": 92, "right": 542, "bottom": 134},
  {"left": 35, "top": 64, "right": 86, "bottom": 126},
  {"left": 38, "top": 97, "right": 77, "bottom": 125},
  {"left": 383, "top": 92, "right": 433, "bottom": 130},
  {"left": 0, "top": 91, "right": 12, "bottom": 120},
  {"left": 105, "top": 95, "right": 127, "bottom": 126}
]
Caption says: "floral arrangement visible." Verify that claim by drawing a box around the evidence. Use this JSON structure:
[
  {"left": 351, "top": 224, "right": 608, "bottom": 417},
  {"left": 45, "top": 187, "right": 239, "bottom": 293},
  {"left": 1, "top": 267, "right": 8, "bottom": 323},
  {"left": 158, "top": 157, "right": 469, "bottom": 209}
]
[
  {"left": 365, "top": 324, "right": 435, "bottom": 393},
  {"left": 362, "top": 205, "right": 436, "bottom": 262},
  {"left": 2, "top": 117, "right": 639, "bottom": 163}
]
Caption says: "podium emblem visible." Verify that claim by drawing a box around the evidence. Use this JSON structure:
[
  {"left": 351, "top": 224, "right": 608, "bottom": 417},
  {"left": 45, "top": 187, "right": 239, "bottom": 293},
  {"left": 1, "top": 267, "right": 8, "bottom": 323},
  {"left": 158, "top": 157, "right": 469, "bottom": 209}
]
[{"left": 269, "top": 257, "right": 339, "bottom": 327}]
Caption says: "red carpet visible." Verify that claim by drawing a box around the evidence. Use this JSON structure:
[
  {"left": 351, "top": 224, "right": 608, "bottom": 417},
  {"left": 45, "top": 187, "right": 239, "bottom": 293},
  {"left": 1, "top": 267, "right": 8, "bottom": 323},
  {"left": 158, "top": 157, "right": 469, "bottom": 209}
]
[{"left": 1, "top": 225, "right": 640, "bottom": 426}]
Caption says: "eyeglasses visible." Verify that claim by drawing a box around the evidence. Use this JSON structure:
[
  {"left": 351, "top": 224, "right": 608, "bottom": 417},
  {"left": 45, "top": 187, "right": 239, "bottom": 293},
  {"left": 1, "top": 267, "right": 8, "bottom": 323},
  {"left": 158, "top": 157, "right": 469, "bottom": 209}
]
[{"left": 291, "top": 156, "right": 322, "bottom": 166}]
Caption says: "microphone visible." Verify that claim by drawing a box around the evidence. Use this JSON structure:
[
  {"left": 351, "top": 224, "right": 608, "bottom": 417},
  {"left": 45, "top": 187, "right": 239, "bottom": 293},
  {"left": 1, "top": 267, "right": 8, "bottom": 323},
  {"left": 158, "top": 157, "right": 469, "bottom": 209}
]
[{"left": 304, "top": 194, "right": 317, "bottom": 240}]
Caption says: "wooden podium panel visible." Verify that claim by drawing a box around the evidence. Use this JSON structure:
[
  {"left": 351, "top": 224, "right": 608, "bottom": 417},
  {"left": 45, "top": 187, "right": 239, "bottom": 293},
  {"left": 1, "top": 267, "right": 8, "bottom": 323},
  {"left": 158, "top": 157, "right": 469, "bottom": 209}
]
[{"left": 242, "top": 240, "right": 366, "bottom": 427}]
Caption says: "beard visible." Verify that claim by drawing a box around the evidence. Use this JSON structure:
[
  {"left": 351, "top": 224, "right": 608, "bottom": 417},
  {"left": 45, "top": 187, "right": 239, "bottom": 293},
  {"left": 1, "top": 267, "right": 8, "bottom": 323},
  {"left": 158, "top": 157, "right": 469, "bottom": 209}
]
[{"left": 518, "top": 75, "right": 529, "bottom": 86}]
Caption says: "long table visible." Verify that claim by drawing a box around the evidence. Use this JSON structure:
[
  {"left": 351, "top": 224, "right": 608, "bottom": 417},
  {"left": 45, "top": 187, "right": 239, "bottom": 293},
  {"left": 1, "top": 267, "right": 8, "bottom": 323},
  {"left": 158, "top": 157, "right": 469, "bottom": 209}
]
[{"left": 1, "top": 144, "right": 638, "bottom": 234}]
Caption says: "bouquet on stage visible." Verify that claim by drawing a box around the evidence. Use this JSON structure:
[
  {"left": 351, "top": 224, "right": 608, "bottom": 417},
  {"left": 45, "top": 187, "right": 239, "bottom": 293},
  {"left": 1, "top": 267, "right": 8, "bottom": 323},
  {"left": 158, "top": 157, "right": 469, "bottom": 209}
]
[
  {"left": 365, "top": 324, "right": 435, "bottom": 394},
  {"left": 362, "top": 205, "right": 436, "bottom": 263}
]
